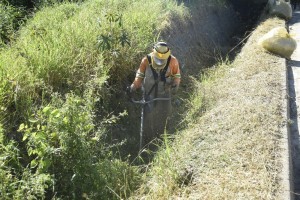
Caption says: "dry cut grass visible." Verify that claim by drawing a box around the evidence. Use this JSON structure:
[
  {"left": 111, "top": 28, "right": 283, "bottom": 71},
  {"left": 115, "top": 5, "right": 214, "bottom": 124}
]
[{"left": 131, "top": 16, "right": 288, "bottom": 199}]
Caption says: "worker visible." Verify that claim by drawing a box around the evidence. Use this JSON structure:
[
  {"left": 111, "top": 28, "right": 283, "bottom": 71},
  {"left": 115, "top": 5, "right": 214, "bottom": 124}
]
[
  {"left": 127, "top": 41, "right": 181, "bottom": 97},
  {"left": 127, "top": 41, "right": 181, "bottom": 145}
]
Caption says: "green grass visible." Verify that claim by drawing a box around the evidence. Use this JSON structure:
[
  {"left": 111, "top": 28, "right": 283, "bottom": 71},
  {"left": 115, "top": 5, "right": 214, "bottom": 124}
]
[{"left": 0, "top": 0, "right": 188, "bottom": 199}]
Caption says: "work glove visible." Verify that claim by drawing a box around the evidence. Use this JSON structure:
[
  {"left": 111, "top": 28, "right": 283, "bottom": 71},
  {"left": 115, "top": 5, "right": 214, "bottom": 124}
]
[
  {"left": 126, "top": 86, "right": 132, "bottom": 98},
  {"left": 126, "top": 85, "right": 136, "bottom": 98}
]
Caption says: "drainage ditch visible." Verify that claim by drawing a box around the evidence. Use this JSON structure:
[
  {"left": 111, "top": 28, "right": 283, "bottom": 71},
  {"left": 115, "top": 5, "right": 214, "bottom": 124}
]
[{"left": 119, "top": 1, "right": 269, "bottom": 161}]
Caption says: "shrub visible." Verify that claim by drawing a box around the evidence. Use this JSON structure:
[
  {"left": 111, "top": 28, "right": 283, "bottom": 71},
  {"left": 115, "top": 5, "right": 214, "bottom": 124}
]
[
  {"left": 0, "top": 124, "right": 51, "bottom": 199},
  {"left": 0, "top": 3, "right": 25, "bottom": 46}
]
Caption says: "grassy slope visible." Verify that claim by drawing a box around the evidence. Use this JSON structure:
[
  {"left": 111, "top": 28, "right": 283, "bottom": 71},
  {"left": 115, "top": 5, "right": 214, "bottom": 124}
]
[
  {"left": 0, "top": 0, "right": 188, "bottom": 199},
  {"left": 132, "top": 16, "right": 287, "bottom": 199},
  {"left": 0, "top": 0, "right": 188, "bottom": 154}
]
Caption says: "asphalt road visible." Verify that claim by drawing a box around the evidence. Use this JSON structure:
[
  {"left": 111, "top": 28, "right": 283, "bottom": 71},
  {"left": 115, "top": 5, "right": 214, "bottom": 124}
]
[{"left": 288, "top": 9, "right": 300, "bottom": 200}]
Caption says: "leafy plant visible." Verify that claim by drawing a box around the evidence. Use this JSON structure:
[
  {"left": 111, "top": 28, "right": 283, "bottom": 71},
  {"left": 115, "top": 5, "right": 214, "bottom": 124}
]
[
  {"left": 17, "top": 92, "right": 139, "bottom": 199},
  {"left": 0, "top": 123, "right": 51, "bottom": 199},
  {"left": 0, "top": 2, "right": 25, "bottom": 46},
  {"left": 97, "top": 10, "right": 130, "bottom": 55}
]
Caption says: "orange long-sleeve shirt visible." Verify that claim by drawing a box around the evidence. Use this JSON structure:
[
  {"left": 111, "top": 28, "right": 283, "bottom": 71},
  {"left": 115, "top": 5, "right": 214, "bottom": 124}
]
[{"left": 132, "top": 54, "right": 181, "bottom": 90}]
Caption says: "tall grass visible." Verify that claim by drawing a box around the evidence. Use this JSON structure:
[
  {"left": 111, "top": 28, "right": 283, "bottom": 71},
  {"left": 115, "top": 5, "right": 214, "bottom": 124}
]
[
  {"left": 0, "top": 0, "right": 187, "bottom": 199},
  {"left": 183, "top": 58, "right": 232, "bottom": 125}
]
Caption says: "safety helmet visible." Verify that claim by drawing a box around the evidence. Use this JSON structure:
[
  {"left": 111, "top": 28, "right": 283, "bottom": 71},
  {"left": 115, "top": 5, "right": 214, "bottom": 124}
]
[{"left": 152, "top": 42, "right": 171, "bottom": 66}]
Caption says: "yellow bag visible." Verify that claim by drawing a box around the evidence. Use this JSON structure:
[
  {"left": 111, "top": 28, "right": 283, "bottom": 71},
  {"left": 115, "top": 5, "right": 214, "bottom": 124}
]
[{"left": 259, "top": 27, "right": 297, "bottom": 59}]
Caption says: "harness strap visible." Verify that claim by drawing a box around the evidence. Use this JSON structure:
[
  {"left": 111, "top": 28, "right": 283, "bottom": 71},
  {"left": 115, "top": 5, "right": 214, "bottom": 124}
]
[
  {"left": 146, "top": 54, "right": 171, "bottom": 98},
  {"left": 147, "top": 54, "right": 157, "bottom": 81},
  {"left": 146, "top": 54, "right": 171, "bottom": 82},
  {"left": 146, "top": 54, "right": 157, "bottom": 97}
]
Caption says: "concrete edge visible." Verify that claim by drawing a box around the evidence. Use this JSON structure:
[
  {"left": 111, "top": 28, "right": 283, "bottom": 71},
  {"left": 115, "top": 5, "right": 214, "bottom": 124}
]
[{"left": 280, "top": 56, "right": 294, "bottom": 200}]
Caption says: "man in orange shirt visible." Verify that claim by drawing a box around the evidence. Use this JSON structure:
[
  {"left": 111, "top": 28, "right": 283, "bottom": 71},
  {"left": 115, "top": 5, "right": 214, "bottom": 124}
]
[
  {"left": 127, "top": 41, "right": 181, "bottom": 145},
  {"left": 128, "top": 41, "right": 181, "bottom": 96}
]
